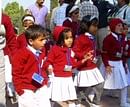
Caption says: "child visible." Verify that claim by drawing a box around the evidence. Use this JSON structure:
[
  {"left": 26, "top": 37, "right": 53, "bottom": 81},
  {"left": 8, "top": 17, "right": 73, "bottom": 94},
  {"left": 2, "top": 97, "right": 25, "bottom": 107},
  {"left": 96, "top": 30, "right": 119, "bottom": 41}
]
[
  {"left": 73, "top": 15, "right": 104, "bottom": 107},
  {"left": 12, "top": 24, "right": 51, "bottom": 107},
  {"left": 17, "top": 14, "right": 35, "bottom": 49},
  {"left": 43, "top": 26, "right": 90, "bottom": 107},
  {"left": 101, "top": 18, "right": 130, "bottom": 107},
  {"left": 63, "top": 4, "right": 80, "bottom": 39}
]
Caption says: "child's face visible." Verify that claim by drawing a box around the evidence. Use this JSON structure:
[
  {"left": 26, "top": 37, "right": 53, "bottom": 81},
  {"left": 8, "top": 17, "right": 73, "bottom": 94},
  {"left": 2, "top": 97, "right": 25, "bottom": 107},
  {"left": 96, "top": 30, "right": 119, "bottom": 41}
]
[
  {"left": 23, "top": 20, "right": 34, "bottom": 30},
  {"left": 64, "top": 31, "right": 73, "bottom": 48},
  {"left": 29, "top": 35, "right": 46, "bottom": 50},
  {"left": 89, "top": 24, "right": 98, "bottom": 35},
  {"left": 123, "top": 24, "right": 128, "bottom": 34},
  {"left": 115, "top": 23, "right": 123, "bottom": 34}
]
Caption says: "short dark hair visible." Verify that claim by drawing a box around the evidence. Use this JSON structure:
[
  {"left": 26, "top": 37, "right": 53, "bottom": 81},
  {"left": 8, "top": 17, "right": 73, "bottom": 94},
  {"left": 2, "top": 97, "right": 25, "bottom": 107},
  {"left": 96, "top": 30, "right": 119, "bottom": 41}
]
[
  {"left": 25, "top": 24, "right": 46, "bottom": 44},
  {"left": 56, "top": 27, "right": 72, "bottom": 46}
]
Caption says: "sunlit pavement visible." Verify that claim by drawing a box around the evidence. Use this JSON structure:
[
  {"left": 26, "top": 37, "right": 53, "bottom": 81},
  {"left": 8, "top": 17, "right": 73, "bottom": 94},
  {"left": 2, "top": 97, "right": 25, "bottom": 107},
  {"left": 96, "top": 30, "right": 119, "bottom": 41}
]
[{"left": 6, "top": 87, "right": 130, "bottom": 107}]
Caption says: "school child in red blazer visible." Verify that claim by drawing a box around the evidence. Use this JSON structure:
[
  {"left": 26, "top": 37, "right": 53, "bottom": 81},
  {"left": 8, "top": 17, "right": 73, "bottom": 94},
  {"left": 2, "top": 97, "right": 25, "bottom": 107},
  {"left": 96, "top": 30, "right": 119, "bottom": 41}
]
[
  {"left": 17, "top": 14, "right": 35, "bottom": 49},
  {"left": 43, "top": 26, "right": 90, "bottom": 107},
  {"left": 12, "top": 25, "right": 51, "bottom": 107},
  {"left": 101, "top": 18, "right": 130, "bottom": 107},
  {"left": 73, "top": 15, "right": 104, "bottom": 107}
]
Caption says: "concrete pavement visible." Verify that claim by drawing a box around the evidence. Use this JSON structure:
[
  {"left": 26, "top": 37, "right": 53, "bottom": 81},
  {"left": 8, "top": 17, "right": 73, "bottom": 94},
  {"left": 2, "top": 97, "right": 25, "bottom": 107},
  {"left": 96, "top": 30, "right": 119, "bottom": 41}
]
[{"left": 5, "top": 87, "right": 130, "bottom": 107}]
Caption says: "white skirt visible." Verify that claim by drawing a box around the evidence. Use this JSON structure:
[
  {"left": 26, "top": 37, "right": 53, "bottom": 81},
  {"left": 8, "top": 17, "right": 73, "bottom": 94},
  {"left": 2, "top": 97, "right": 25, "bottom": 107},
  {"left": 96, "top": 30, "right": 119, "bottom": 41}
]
[
  {"left": 100, "top": 60, "right": 128, "bottom": 89},
  {"left": 50, "top": 76, "right": 77, "bottom": 101},
  {"left": 74, "top": 67, "right": 104, "bottom": 87}
]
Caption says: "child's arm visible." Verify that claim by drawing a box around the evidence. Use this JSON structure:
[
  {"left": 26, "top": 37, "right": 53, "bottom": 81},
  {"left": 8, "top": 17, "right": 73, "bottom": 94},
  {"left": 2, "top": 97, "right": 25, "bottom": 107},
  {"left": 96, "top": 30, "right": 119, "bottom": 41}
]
[{"left": 72, "top": 50, "right": 93, "bottom": 68}]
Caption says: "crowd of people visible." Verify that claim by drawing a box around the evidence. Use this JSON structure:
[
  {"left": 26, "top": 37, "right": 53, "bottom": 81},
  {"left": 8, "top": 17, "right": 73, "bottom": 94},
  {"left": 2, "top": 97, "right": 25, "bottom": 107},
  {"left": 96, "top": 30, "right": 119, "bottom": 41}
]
[{"left": 1, "top": 0, "right": 130, "bottom": 107}]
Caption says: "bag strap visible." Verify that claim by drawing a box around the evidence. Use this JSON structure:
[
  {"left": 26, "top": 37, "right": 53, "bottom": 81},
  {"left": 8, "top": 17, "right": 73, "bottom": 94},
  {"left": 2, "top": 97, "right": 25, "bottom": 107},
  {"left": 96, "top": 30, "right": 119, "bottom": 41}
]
[{"left": 123, "top": 7, "right": 127, "bottom": 19}]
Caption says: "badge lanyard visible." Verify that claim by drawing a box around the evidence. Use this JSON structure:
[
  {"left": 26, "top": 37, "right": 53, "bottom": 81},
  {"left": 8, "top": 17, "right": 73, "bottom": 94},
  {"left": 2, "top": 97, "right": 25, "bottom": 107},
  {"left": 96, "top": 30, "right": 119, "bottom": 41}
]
[
  {"left": 118, "top": 35, "right": 123, "bottom": 54},
  {"left": 66, "top": 48, "right": 71, "bottom": 66},
  {"left": 88, "top": 35, "right": 96, "bottom": 58},
  {"left": 35, "top": 53, "right": 42, "bottom": 76}
]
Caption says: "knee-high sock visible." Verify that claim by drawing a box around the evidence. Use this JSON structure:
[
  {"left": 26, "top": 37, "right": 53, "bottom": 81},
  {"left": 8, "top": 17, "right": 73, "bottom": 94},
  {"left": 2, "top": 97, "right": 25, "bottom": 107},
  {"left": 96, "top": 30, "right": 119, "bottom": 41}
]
[{"left": 120, "top": 87, "right": 127, "bottom": 105}]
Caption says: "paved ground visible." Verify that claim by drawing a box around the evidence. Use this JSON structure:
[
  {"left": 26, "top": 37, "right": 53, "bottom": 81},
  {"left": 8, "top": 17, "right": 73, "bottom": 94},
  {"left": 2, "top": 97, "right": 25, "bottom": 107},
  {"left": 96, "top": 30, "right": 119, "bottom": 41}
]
[{"left": 5, "top": 87, "right": 130, "bottom": 107}]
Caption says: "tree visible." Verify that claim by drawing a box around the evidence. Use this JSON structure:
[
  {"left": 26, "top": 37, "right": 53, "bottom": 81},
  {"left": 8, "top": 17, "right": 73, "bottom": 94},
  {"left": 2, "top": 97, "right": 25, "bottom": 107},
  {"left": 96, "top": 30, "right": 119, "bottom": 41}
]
[
  {"left": 4, "top": 2, "right": 25, "bottom": 34},
  {"left": 50, "top": 0, "right": 58, "bottom": 10}
]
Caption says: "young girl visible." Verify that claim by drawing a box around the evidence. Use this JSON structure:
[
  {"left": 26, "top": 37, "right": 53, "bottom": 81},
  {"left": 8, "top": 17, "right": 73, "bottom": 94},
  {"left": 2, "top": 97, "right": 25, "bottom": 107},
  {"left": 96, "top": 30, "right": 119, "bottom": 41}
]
[
  {"left": 73, "top": 15, "right": 104, "bottom": 107},
  {"left": 43, "top": 26, "right": 90, "bottom": 107},
  {"left": 12, "top": 24, "right": 51, "bottom": 107},
  {"left": 101, "top": 18, "right": 130, "bottom": 107}
]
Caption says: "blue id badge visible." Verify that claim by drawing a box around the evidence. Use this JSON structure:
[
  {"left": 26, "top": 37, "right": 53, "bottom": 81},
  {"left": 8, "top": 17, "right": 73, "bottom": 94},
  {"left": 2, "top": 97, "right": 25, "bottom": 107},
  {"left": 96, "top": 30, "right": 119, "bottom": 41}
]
[{"left": 32, "top": 73, "right": 44, "bottom": 85}]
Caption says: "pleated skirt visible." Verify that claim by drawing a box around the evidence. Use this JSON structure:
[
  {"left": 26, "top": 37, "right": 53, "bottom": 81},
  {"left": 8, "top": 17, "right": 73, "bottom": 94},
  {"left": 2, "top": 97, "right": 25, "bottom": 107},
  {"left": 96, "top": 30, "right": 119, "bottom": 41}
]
[
  {"left": 100, "top": 60, "right": 128, "bottom": 89},
  {"left": 50, "top": 76, "right": 77, "bottom": 101},
  {"left": 74, "top": 67, "right": 104, "bottom": 87}
]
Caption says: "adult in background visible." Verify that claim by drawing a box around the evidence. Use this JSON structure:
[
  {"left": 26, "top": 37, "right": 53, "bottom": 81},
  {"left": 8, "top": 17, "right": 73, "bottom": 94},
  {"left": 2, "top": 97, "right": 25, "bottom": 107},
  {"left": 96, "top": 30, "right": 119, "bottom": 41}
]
[
  {"left": 26, "top": 0, "right": 48, "bottom": 28},
  {"left": 79, "top": 0, "right": 99, "bottom": 20},
  {"left": 50, "top": 0, "right": 64, "bottom": 31},
  {"left": 53, "top": 0, "right": 75, "bottom": 26},
  {"left": 92, "top": 0, "right": 115, "bottom": 53}
]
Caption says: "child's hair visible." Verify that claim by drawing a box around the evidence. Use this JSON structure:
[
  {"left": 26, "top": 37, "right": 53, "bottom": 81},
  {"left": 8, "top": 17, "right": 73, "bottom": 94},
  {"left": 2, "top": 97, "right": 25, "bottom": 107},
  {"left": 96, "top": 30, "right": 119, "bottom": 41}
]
[
  {"left": 56, "top": 27, "right": 72, "bottom": 46},
  {"left": 21, "top": 14, "right": 35, "bottom": 23},
  {"left": 66, "top": 4, "right": 79, "bottom": 17},
  {"left": 109, "top": 18, "right": 123, "bottom": 32},
  {"left": 79, "top": 15, "right": 98, "bottom": 34},
  {"left": 24, "top": 24, "right": 46, "bottom": 44}
]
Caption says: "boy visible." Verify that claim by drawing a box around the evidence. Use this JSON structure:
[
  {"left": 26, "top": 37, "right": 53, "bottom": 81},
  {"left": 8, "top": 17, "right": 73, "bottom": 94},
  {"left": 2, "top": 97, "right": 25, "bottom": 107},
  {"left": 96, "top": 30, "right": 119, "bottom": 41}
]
[{"left": 12, "top": 24, "right": 51, "bottom": 107}]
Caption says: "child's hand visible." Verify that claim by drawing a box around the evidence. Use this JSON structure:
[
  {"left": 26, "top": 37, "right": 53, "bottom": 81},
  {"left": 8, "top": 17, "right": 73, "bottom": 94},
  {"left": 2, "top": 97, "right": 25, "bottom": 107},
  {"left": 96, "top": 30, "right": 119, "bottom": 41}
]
[
  {"left": 84, "top": 50, "right": 94, "bottom": 60},
  {"left": 82, "top": 50, "right": 93, "bottom": 63},
  {"left": 47, "top": 65, "right": 53, "bottom": 74},
  {"left": 105, "top": 66, "right": 114, "bottom": 74}
]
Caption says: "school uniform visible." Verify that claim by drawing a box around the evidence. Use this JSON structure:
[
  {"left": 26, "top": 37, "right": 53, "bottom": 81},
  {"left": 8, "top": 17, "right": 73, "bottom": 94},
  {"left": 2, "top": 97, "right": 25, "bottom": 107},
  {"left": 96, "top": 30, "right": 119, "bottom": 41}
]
[
  {"left": 73, "top": 33, "right": 104, "bottom": 87},
  {"left": 101, "top": 32, "right": 130, "bottom": 106},
  {"left": 44, "top": 45, "right": 84, "bottom": 102},
  {"left": 73, "top": 33, "right": 104, "bottom": 105},
  {"left": 17, "top": 33, "right": 27, "bottom": 49},
  {"left": 12, "top": 45, "right": 51, "bottom": 107},
  {"left": 101, "top": 32, "right": 128, "bottom": 89}
]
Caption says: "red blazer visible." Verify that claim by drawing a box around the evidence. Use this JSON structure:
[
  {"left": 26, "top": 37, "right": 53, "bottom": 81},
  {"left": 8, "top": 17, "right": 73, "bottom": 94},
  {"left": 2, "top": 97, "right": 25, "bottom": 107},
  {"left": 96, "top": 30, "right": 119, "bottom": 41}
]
[
  {"left": 43, "top": 45, "right": 83, "bottom": 77},
  {"left": 12, "top": 48, "right": 48, "bottom": 95},
  {"left": 2, "top": 13, "right": 17, "bottom": 59},
  {"left": 17, "top": 33, "right": 27, "bottom": 49},
  {"left": 73, "top": 34, "right": 97, "bottom": 70},
  {"left": 102, "top": 33, "right": 123, "bottom": 67}
]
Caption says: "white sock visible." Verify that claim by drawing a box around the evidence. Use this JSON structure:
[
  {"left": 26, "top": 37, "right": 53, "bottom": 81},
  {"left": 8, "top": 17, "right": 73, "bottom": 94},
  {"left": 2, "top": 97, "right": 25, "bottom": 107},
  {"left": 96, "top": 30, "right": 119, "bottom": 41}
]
[
  {"left": 121, "top": 87, "right": 127, "bottom": 105},
  {"left": 88, "top": 91, "right": 95, "bottom": 102}
]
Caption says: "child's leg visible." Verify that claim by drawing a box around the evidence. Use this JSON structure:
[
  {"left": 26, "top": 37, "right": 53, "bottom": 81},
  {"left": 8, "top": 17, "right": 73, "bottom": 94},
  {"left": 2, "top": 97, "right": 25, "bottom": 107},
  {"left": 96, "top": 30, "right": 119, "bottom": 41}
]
[
  {"left": 92, "top": 82, "right": 104, "bottom": 105},
  {"left": 18, "top": 90, "right": 37, "bottom": 107},
  {"left": 54, "top": 101, "right": 68, "bottom": 107},
  {"left": 76, "top": 87, "right": 86, "bottom": 102},
  {"left": 120, "top": 87, "right": 130, "bottom": 107},
  {"left": 36, "top": 86, "right": 51, "bottom": 107}
]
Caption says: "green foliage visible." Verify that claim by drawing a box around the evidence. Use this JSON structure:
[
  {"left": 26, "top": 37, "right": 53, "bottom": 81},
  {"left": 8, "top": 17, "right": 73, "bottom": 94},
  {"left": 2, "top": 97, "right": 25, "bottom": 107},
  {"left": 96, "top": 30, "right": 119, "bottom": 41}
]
[
  {"left": 51, "top": 0, "right": 58, "bottom": 10},
  {"left": 3, "top": 0, "right": 59, "bottom": 33},
  {"left": 4, "top": 2, "right": 25, "bottom": 34}
]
